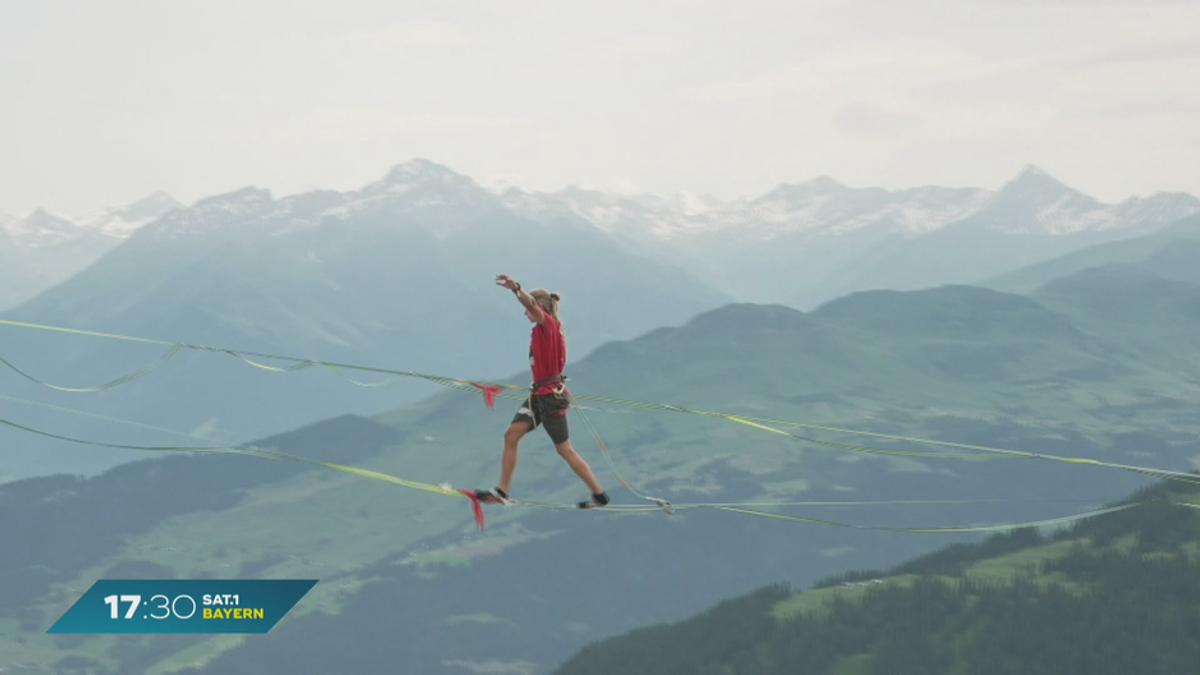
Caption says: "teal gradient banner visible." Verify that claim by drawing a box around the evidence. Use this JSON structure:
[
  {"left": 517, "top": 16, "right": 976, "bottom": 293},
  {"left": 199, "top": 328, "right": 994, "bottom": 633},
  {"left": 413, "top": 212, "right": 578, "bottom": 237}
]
[{"left": 47, "top": 579, "right": 317, "bottom": 634}]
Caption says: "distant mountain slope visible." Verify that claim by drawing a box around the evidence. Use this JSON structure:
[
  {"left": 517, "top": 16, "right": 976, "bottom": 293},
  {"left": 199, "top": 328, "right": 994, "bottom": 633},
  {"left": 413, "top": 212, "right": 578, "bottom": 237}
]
[
  {"left": 0, "top": 227, "right": 45, "bottom": 312},
  {"left": 758, "top": 168, "right": 1196, "bottom": 308},
  {"left": 0, "top": 194, "right": 182, "bottom": 310},
  {"left": 76, "top": 191, "right": 184, "bottom": 238},
  {"left": 981, "top": 213, "right": 1200, "bottom": 294},
  {"left": 812, "top": 285, "right": 1081, "bottom": 341},
  {"left": 478, "top": 164, "right": 1200, "bottom": 307},
  {"left": 784, "top": 170, "right": 1198, "bottom": 309},
  {"left": 0, "top": 209, "right": 118, "bottom": 310},
  {"left": 552, "top": 479, "right": 1200, "bottom": 675},
  {"left": 1029, "top": 265, "right": 1200, "bottom": 385},
  {"left": 1034, "top": 265, "right": 1200, "bottom": 331}
]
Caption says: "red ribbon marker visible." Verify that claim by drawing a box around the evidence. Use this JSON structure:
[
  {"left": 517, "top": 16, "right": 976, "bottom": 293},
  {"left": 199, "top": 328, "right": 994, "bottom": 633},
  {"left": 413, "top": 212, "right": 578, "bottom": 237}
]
[
  {"left": 470, "top": 383, "right": 505, "bottom": 410},
  {"left": 459, "top": 489, "right": 486, "bottom": 531}
]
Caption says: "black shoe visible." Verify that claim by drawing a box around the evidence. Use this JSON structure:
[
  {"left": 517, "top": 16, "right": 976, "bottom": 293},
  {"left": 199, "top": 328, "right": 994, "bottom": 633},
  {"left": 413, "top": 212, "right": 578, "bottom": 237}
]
[
  {"left": 578, "top": 491, "right": 610, "bottom": 509},
  {"left": 475, "top": 487, "right": 509, "bottom": 505}
]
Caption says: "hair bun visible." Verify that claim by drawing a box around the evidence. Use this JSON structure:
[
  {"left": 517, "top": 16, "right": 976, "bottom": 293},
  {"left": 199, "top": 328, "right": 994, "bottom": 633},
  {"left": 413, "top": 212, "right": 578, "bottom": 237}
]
[{"left": 550, "top": 292, "right": 561, "bottom": 301}]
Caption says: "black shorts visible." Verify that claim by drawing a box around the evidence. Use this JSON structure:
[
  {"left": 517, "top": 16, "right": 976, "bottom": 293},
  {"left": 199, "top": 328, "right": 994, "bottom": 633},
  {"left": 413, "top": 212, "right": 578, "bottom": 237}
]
[{"left": 513, "top": 392, "right": 571, "bottom": 445}]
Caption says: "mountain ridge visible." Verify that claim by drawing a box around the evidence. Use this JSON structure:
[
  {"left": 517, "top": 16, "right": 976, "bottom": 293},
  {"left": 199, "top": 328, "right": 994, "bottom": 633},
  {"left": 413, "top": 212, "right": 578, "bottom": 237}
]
[
  {"left": 7, "top": 161, "right": 1198, "bottom": 312},
  {"left": 15, "top": 160, "right": 1195, "bottom": 247}
]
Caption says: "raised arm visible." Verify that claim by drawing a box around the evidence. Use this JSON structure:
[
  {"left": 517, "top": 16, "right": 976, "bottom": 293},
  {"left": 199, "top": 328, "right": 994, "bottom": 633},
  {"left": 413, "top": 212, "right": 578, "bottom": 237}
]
[{"left": 495, "top": 274, "right": 545, "bottom": 324}]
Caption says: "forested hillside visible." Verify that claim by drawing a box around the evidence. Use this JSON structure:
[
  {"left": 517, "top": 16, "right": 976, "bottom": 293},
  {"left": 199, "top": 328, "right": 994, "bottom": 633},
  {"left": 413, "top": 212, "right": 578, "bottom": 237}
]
[{"left": 555, "top": 479, "right": 1200, "bottom": 675}]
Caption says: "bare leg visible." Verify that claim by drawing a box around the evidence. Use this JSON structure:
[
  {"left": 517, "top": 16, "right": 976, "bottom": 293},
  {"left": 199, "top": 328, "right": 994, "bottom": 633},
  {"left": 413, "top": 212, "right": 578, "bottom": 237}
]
[
  {"left": 555, "top": 439, "right": 604, "bottom": 495},
  {"left": 499, "top": 419, "right": 533, "bottom": 495}
]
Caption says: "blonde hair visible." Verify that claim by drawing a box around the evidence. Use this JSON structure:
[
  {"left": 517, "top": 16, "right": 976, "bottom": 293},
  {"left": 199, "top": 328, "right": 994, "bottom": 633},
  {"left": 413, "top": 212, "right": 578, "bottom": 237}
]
[{"left": 529, "top": 288, "right": 562, "bottom": 323}]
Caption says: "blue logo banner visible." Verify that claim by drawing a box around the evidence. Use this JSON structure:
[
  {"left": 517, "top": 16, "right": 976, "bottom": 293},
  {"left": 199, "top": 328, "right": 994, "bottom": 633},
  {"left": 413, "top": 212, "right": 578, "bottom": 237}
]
[{"left": 47, "top": 579, "right": 318, "bottom": 634}]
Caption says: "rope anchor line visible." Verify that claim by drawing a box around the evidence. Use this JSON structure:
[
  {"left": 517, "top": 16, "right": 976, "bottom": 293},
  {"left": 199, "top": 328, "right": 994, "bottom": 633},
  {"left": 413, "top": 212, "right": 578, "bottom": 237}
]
[
  {"left": 5, "top": 407, "right": 1180, "bottom": 535},
  {"left": 3, "top": 317, "right": 1200, "bottom": 530}
]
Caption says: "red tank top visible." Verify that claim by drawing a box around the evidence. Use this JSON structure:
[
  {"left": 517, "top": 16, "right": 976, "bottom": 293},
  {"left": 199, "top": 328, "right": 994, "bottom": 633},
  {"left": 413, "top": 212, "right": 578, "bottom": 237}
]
[{"left": 529, "top": 313, "right": 566, "bottom": 394}]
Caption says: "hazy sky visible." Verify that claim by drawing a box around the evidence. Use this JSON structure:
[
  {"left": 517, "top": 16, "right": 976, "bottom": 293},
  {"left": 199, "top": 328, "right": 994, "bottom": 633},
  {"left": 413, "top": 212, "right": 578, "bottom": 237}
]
[{"left": 3, "top": 0, "right": 1199, "bottom": 214}]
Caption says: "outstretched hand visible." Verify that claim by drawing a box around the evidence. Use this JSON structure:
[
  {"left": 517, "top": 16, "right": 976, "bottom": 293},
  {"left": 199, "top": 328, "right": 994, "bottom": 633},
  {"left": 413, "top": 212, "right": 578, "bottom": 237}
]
[{"left": 495, "top": 274, "right": 519, "bottom": 291}]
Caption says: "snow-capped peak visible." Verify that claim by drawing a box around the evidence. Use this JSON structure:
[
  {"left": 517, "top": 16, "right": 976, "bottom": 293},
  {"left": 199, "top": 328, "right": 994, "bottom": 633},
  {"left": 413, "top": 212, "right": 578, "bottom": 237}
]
[
  {"left": 77, "top": 191, "right": 184, "bottom": 238},
  {"left": 120, "top": 191, "right": 184, "bottom": 222},
  {"left": 5, "top": 209, "right": 89, "bottom": 248},
  {"left": 146, "top": 187, "right": 274, "bottom": 238},
  {"left": 1014, "top": 164, "right": 1051, "bottom": 179},
  {"left": 675, "top": 191, "right": 725, "bottom": 215},
  {"left": 362, "top": 158, "right": 478, "bottom": 196},
  {"left": 626, "top": 191, "right": 726, "bottom": 216},
  {"left": 977, "top": 166, "right": 1114, "bottom": 234},
  {"left": 338, "top": 159, "right": 500, "bottom": 236},
  {"left": 1002, "top": 165, "right": 1082, "bottom": 197},
  {"left": 1115, "top": 191, "right": 1200, "bottom": 224},
  {"left": 194, "top": 187, "right": 273, "bottom": 212},
  {"left": 695, "top": 179, "right": 992, "bottom": 238}
]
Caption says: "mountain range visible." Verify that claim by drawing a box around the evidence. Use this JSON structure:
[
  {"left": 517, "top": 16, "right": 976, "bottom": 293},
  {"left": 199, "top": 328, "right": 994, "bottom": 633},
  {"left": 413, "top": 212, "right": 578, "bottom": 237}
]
[
  {"left": 7, "top": 162, "right": 1198, "bottom": 313},
  {"left": 4, "top": 160, "right": 1200, "bottom": 481},
  {"left": 501, "top": 165, "right": 1199, "bottom": 306}
]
